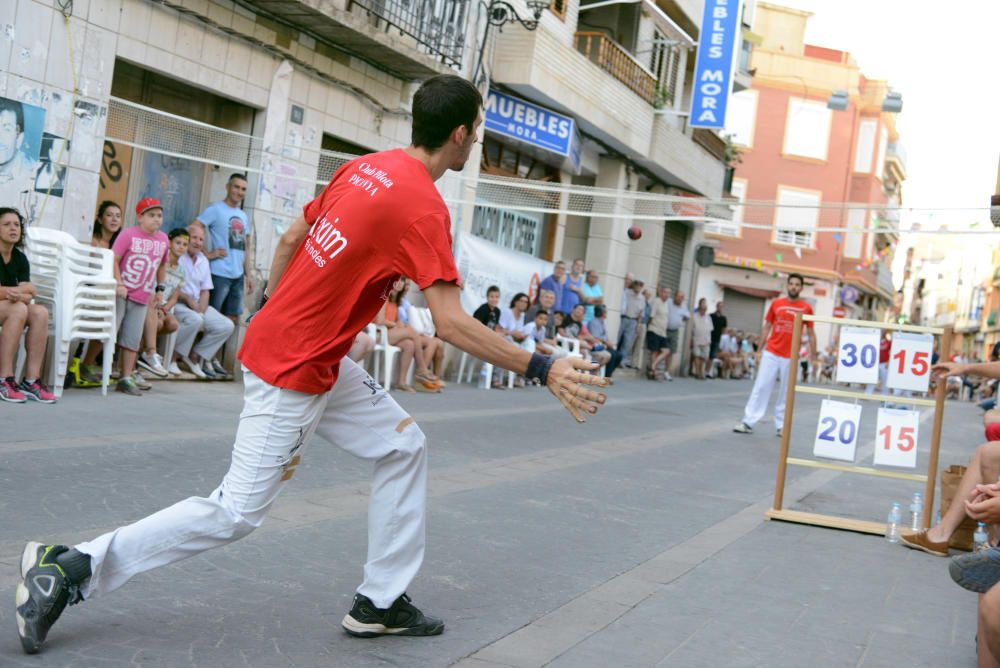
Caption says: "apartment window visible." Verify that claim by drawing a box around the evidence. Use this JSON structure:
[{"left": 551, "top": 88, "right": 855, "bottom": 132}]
[
  {"left": 875, "top": 126, "right": 888, "bottom": 180},
  {"left": 843, "top": 207, "right": 865, "bottom": 258},
  {"left": 774, "top": 186, "right": 820, "bottom": 248},
  {"left": 725, "top": 90, "right": 757, "bottom": 147},
  {"left": 782, "top": 97, "right": 832, "bottom": 160},
  {"left": 549, "top": 0, "right": 566, "bottom": 20},
  {"left": 707, "top": 178, "right": 746, "bottom": 237},
  {"left": 853, "top": 119, "right": 877, "bottom": 173}
]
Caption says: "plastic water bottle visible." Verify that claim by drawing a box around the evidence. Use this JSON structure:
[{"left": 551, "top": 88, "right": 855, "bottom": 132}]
[
  {"left": 478, "top": 364, "right": 490, "bottom": 390},
  {"left": 975, "top": 522, "right": 990, "bottom": 552},
  {"left": 885, "top": 502, "right": 902, "bottom": 543},
  {"left": 909, "top": 492, "right": 923, "bottom": 531}
]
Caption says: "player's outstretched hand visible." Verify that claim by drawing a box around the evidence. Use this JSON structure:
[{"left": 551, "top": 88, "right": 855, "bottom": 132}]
[
  {"left": 546, "top": 357, "right": 611, "bottom": 423},
  {"left": 932, "top": 362, "right": 966, "bottom": 379}
]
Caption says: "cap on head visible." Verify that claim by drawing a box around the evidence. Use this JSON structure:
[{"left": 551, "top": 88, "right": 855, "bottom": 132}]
[{"left": 135, "top": 197, "right": 163, "bottom": 216}]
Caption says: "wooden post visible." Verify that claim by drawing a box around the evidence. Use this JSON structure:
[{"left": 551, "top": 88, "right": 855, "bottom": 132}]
[
  {"left": 772, "top": 312, "right": 803, "bottom": 511},
  {"left": 923, "top": 325, "right": 953, "bottom": 528}
]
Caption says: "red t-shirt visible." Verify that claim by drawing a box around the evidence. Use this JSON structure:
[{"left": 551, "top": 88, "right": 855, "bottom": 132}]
[
  {"left": 879, "top": 336, "right": 891, "bottom": 364},
  {"left": 239, "top": 149, "right": 460, "bottom": 394},
  {"left": 764, "top": 297, "right": 814, "bottom": 358}
]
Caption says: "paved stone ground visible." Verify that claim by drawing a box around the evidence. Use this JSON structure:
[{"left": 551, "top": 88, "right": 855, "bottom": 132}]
[{"left": 0, "top": 371, "right": 983, "bottom": 666}]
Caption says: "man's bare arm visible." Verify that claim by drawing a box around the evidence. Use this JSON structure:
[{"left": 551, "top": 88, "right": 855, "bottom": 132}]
[
  {"left": 265, "top": 215, "right": 309, "bottom": 296},
  {"left": 424, "top": 281, "right": 609, "bottom": 422}
]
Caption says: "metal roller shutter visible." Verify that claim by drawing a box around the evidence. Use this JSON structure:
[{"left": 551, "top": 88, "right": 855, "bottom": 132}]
[
  {"left": 658, "top": 223, "right": 689, "bottom": 290},
  {"left": 724, "top": 288, "right": 766, "bottom": 335}
]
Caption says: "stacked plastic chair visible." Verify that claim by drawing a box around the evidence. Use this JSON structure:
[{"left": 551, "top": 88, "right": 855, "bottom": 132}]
[{"left": 25, "top": 227, "right": 117, "bottom": 397}]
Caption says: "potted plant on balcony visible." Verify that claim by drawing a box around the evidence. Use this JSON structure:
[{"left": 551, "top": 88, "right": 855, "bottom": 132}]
[
  {"left": 652, "top": 86, "right": 673, "bottom": 110},
  {"left": 722, "top": 133, "right": 742, "bottom": 195}
]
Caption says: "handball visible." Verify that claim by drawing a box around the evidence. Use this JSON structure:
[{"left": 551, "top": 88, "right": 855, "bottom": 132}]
[{"left": 627, "top": 226, "right": 642, "bottom": 240}]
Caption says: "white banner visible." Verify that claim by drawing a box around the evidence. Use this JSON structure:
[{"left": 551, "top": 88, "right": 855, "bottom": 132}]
[{"left": 454, "top": 233, "right": 553, "bottom": 315}]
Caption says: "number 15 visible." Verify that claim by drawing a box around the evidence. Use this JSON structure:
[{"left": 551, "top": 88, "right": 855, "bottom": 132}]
[
  {"left": 879, "top": 425, "right": 915, "bottom": 451},
  {"left": 893, "top": 349, "right": 929, "bottom": 376}
]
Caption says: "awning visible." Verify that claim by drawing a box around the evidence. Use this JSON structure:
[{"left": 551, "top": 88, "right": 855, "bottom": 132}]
[{"left": 719, "top": 283, "right": 781, "bottom": 299}]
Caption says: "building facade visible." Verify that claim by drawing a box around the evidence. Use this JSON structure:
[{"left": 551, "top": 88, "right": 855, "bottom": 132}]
[{"left": 694, "top": 2, "right": 904, "bottom": 349}]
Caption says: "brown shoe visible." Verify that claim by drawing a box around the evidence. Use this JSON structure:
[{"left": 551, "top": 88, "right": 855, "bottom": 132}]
[{"left": 900, "top": 529, "right": 949, "bottom": 557}]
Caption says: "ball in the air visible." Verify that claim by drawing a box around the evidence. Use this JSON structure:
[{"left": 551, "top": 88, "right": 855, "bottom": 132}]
[{"left": 627, "top": 226, "right": 642, "bottom": 240}]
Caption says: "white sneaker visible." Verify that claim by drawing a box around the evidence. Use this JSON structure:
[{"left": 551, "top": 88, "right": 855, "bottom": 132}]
[
  {"left": 665, "top": 372, "right": 674, "bottom": 381},
  {"left": 178, "top": 355, "right": 208, "bottom": 379},
  {"left": 733, "top": 422, "right": 753, "bottom": 434},
  {"left": 167, "top": 361, "right": 182, "bottom": 376},
  {"left": 138, "top": 352, "right": 169, "bottom": 378}
]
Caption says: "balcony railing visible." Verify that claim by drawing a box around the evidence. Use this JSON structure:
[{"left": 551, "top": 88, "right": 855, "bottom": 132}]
[
  {"left": 350, "top": 0, "right": 468, "bottom": 67},
  {"left": 575, "top": 32, "right": 657, "bottom": 105},
  {"left": 887, "top": 141, "right": 906, "bottom": 172}
]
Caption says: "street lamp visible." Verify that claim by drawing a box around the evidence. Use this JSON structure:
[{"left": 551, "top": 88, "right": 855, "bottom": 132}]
[
  {"left": 473, "top": 0, "right": 548, "bottom": 85},
  {"left": 827, "top": 89, "right": 903, "bottom": 113}
]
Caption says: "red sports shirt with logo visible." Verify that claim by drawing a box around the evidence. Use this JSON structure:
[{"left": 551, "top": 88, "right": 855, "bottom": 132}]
[
  {"left": 764, "top": 297, "right": 814, "bottom": 358},
  {"left": 239, "top": 149, "right": 460, "bottom": 394}
]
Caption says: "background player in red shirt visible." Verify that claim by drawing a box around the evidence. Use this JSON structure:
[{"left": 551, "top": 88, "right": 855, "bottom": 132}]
[
  {"left": 15, "top": 75, "right": 609, "bottom": 655},
  {"left": 733, "top": 273, "right": 816, "bottom": 436}
]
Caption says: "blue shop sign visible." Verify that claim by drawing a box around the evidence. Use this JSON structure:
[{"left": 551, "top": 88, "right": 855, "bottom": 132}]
[
  {"left": 484, "top": 90, "right": 581, "bottom": 172},
  {"left": 689, "top": 0, "right": 743, "bottom": 129}
]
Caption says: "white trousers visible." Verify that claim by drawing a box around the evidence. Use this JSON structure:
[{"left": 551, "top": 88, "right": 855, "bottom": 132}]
[
  {"left": 173, "top": 303, "right": 235, "bottom": 360},
  {"left": 75, "top": 357, "right": 427, "bottom": 609},
  {"left": 741, "top": 350, "right": 791, "bottom": 429}
]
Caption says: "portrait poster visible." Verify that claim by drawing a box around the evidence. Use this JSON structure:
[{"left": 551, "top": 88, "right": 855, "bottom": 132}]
[{"left": 0, "top": 96, "right": 45, "bottom": 214}]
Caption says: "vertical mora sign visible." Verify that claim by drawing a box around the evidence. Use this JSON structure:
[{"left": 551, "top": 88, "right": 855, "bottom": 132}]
[{"left": 689, "top": 0, "right": 743, "bottom": 129}]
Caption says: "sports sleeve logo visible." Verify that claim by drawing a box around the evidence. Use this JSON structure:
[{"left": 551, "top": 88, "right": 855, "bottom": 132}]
[{"left": 304, "top": 215, "right": 348, "bottom": 268}]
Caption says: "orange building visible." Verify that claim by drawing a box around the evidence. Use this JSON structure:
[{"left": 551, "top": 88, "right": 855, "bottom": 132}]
[{"left": 695, "top": 2, "right": 904, "bottom": 348}]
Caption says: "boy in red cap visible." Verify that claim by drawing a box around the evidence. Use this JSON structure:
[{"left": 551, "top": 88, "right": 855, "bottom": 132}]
[{"left": 110, "top": 198, "right": 169, "bottom": 395}]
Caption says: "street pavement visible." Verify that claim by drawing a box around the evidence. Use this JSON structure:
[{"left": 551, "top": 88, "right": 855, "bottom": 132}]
[{"left": 0, "top": 370, "right": 983, "bottom": 666}]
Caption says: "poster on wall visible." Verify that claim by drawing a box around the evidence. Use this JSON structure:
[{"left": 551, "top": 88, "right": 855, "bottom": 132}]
[
  {"left": 454, "top": 233, "right": 554, "bottom": 315},
  {"left": 98, "top": 140, "right": 134, "bottom": 214},
  {"left": 0, "top": 96, "right": 45, "bottom": 216},
  {"left": 138, "top": 152, "right": 206, "bottom": 234},
  {"left": 33, "top": 133, "right": 69, "bottom": 198}
]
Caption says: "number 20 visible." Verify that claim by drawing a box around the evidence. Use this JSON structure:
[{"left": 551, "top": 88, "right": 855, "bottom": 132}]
[{"left": 819, "top": 417, "right": 856, "bottom": 444}]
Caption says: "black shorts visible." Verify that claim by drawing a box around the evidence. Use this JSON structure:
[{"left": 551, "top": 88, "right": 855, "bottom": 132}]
[{"left": 646, "top": 331, "right": 667, "bottom": 352}]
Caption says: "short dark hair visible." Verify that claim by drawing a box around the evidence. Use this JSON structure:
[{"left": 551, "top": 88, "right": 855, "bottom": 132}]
[
  {"left": 411, "top": 75, "right": 482, "bottom": 151},
  {"left": 594, "top": 305, "right": 606, "bottom": 318},
  {"left": 168, "top": 228, "right": 190, "bottom": 241},
  {"left": 534, "top": 309, "right": 549, "bottom": 318},
  {"left": 510, "top": 292, "right": 529, "bottom": 308},
  {"left": 228, "top": 173, "right": 247, "bottom": 184},
  {"left": 0, "top": 207, "right": 25, "bottom": 248},
  {"left": 486, "top": 285, "right": 500, "bottom": 296},
  {"left": 787, "top": 273, "right": 805, "bottom": 285},
  {"left": 0, "top": 99, "right": 24, "bottom": 134}
]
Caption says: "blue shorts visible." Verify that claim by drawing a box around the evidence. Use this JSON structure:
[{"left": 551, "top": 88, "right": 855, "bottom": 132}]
[{"left": 209, "top": 274, "right": 244, "bottom": 317}]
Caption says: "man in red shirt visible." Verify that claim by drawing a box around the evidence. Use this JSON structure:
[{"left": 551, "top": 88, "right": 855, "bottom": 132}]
[
  {"left": 733, "top": 273, "right": 816, "bottom": 436},
  {"left": 15, "top": 75, "right": 609, "bottom": 655}
]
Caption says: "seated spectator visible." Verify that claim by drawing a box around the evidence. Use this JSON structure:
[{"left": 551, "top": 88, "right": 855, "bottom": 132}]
[
  {"left": 347, "top": 330, "right": 375, "bottom": 364},
  {"left": 112, "top": 198, "right": 170, "bottom": 396},
  {"left": 91, "top": 200, "right": 123, "bottom": 250},
  {"left": 172, "top": 222, "right": 235, "bottom": 380},
  {"left": 374, "top": 280, "right": 441, "bottom": 392},
  {"left": 526, "top": 288, "right": 556, "bottom": 323},
  {"left": 586, "top": 305, "right": 622, "bottom": 377},
  {"left": 399, "top": 279, "right": 445, "bottom": 382},
  {"left": 819, "top": 343, "right": 837, "bottom": 383},
  {"left": 137, "top": 228, "right": 187, "bottom": 378},
  {"left": 499, "top": 292, "right": 533, "bottom": 351},
  {"left": 561, "top": 303, "right": 611, "bottom": 370},
  {"left": 0, "top": 207, "right": 56, "bottom": 402},
  {"left": 473, "top": 285, "right": 501, "bottom": 331}
]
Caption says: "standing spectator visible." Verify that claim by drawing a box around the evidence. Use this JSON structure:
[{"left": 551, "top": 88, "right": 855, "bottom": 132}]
[
  {"left": 618, "top": 279, "right": 645, "bottom": 368},
  {"left": 562, "top": 258, "right": 585, "bottom": 314},
  {"left": 690, "top": 298, "right": 713, "bottom": 379},
  {"left": 587, "top": 305, "right": 623, "bottom": 377},
  {"left": 579, "top": 270, "right": 603, "bottom": 322},
  {"left": 499, "top": 292, "right": 532, "bottom": 351},
  {"left": 634, "top": 287, "right": 654, "bottom": 368},
  {"left": 621, "top": 272, "right": 634, "bottom": 316},
  {"left": 0, "top": 207, "right": 56, "bottom": 402},
  {"left": 709, "top": 301, "right": 727, "bottom": 378},
  {"left": 799, "top": 333, "right": 811, "bottom": 383},
  {"left": 663, "top": 290, "right": 690, "bottom": 381},
  {"left": 111, "top": 198, "right": 169, "bottom": 396},
  {"left": 91, "top": 201, "right": 123, "bottom": 250},
  {"left": 733, "top": 274, "right": 816, "bottom": 435},
  {"left": 197, "top": 173, "right": 254, "bottom": 323},
  {"left": 540, "top": 261, "right": 568, "bottom": 314},
  {"left": 646, "top": 286, "right": 671, "bottom": 379},
  {"left": 173, "top": 222, "right": 236, "bottom": 380},
  {"left": 473, "top": 285, "right": 501, "bottom": 330}
]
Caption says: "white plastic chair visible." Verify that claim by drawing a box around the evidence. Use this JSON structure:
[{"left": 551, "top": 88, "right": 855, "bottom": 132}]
[
  {"left": 26, "top": 228, "right": 117, "bottom": 397},
  {"left": 556, "top": 335, "right": 584, "bottom": 358},
  {"left": 370, "top": 324, "right": 415, "bottom": 391}
]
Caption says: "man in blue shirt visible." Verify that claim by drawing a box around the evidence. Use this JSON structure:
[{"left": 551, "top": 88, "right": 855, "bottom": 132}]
[
  {"left": 540, "top": 260, "right": 567, "bottom": 312},
  {"left": 562, "top": 258, "right": 585, "bottom": 314},
  {"left": 197, "top": 174, "right": 254, "bottom": 323}
]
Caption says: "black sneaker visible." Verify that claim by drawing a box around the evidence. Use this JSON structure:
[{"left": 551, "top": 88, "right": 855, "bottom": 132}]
[
  {"left": 15, "top": 542, "right": 83, "bottom": 654},
  {"left": 341, "top": 593, "right": 444, "bottom": 638}
]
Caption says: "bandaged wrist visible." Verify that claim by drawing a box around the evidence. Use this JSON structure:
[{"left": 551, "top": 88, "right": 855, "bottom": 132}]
[{"left": 526, "top": 352, "right": 554, "bottom": 385}]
